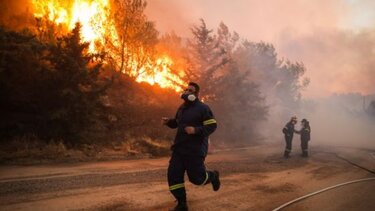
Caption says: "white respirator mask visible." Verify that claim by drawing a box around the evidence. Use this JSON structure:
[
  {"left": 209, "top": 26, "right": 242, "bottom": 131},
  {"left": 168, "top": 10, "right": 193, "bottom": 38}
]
[{"left": 180, "top": 93, "right": 196, "bottom": 102}]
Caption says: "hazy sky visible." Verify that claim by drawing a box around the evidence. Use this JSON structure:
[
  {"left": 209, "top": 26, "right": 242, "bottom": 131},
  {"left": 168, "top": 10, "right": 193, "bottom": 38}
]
[{"left": 145, "top": 0, "right": 375, "bottom": 98}]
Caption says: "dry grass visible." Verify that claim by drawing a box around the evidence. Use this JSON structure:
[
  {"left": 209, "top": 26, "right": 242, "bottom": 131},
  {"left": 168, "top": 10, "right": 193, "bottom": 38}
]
[
  {"left": 0, "top": 135, "right": 171, "bottom": 165},
  {"left": 111, "top": 137, "right": 171, "bottom": 157}
]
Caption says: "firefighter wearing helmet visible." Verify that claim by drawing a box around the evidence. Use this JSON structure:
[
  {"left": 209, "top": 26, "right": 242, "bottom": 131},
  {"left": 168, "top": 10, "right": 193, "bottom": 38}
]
[
  {"left": 296, "top": 119, "right": 311, "bottom": 157},
  {"left": 282, "top": 116, "right": 297, "bottom": 158}
]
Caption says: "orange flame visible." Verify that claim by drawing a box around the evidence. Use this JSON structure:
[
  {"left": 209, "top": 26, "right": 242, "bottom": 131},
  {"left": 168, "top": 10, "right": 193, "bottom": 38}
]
[
  {"left": 32, "top": 0, "right": 115, "bottom": 53},
  {"left": 134, "top": 56, "right": 184, "bottom": 92},
  {"left": 31, "top": 0, "right": 184, "bottom": 92}
]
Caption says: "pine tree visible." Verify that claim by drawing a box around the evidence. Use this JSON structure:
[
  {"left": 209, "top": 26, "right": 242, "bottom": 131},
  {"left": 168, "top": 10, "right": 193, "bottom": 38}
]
[
  {"left": 45, "top": 23, "right": 107, "bottom": 144},
  {"left": 187, "top": 20, "right": 268, "bottom": 144},
  {"left": 0, "top": 26, "right": 49, "bottom": 141},
  {"left": 235, "top": 41, "right": 309, "bottom": 119},
  {"left": 186, "top": 19, "right": 228, "bottom": 99}
]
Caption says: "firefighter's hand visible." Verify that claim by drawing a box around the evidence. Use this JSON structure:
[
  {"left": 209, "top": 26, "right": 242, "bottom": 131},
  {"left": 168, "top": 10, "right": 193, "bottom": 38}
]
[
  {"left": 161, "top": 117, "right": 169, "bottom": 125},
  {"left": 185, "top": 126, "right": 195, "bottom": 134}
]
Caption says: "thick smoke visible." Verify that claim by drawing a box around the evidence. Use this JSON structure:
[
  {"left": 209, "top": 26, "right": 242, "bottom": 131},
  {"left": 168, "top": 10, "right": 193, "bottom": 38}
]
[
  {"left": 146, "top": 0, "right": 375, "bottom": 149},
  {"left": 1, "top": 0, "right": 374, "bottom": 149},
  {"left": 278, "top": 28, "right": 375, "bottom": 98},
  {"left": 299, "top": 94, "right": 375, "bottom": 149},
  {"left": 0, "top": 0, "right": 35, "bottom": 30},
  {"left": 261, "top": 93, "right": 375, "bottom": 150},
  {"left": 145, "top": 0, "right": 375, "bottom": 97}
]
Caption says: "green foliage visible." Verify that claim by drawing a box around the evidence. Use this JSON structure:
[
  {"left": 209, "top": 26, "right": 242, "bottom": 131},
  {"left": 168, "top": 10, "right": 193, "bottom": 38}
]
[
  {"left": 186, "top": 19, "right": 230, "bottom": 99},
  {"left": 0, "top": 3, "right": 310, "bottom": 153},
  {"left": 186, "top": 20, "right": 268, "bottom": 144},
  {"left": 213, "top": 61, "right": 268, "bottom": 143},
  {"left": 0, "top": 24, "right": 109, "bottom": 145},
  {"left": 186, "top": 19, "right": 310, "bottom": 144},
  {"left": 236, "top": 41, "right": 309, "bottom": 106},
  {"left": 0, "top": 27, "right": 49, "bottom": 140},
  {"left": 45, "top": 23, "right": 108, "bottom": 144}
]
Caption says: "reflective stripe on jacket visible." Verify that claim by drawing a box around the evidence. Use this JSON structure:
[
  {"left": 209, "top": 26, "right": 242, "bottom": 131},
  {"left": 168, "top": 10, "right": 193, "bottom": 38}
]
[{"left": 166, "top": 99, "right": 217, "bottom": 156}]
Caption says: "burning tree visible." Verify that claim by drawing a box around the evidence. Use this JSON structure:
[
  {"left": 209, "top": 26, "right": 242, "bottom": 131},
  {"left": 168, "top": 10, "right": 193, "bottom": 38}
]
[
  {"left": 108, "top": 0, "right": 157, "bottom": 76},
  {"left": 30, "top": 0, "right": 185, "bottom": 92},
  {"left": 0, "top": 0, "right": 309, "bottom": 151}
]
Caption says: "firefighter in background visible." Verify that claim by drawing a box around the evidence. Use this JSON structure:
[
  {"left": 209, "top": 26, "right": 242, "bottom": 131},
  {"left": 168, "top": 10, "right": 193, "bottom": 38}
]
[
  {"left": 296, "top": 119, "right": 311, "bottom": 157},
  {"left": 282, "top": 116, "right": 297, "bottom": 158},
  {"left": 162, "top": 82, "right": 220, "bottom": 211}
]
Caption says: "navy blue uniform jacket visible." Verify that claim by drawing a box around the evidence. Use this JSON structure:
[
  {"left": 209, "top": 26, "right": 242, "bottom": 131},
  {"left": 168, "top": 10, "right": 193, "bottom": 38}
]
[
  {"left": 300, "top": 126, "right": 311, "bottom": 141},
  {"left": 283, "top": 122, "right": 295, "bottom": 139},
  {"left": 166, "top": 99, "right": 217, "bottom": 156}
]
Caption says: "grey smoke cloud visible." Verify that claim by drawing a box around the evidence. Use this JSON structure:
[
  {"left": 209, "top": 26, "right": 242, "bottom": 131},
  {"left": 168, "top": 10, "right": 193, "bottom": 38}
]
[
  {"left": 300, "top": 94, "right": 375, "bottom": 150},
  {"left": 145, "top": 0, "right": 375, "bottom": 98},
  {"left": 145, "top": 0, "right": 375, "bottom": 150},
  {"left": 278, "top": 28, "right": 375, "bottom": 98}
]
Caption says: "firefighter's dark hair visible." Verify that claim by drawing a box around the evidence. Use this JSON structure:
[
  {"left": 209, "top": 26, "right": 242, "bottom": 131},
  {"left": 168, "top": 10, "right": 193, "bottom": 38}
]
[{"left": 188, "top": 82, "right": 200, "bottom": 94}]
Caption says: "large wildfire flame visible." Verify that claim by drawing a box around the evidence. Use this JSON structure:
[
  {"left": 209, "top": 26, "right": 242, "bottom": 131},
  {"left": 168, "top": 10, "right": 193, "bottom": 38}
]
[{"left": 31, "top": 0, "right": 184, "bottom": 92}]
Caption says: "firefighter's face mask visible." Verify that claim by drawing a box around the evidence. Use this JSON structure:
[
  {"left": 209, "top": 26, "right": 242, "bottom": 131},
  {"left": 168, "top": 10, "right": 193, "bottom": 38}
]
[{"left": 181, "top": 87, "right": 197, "bottom": 102}]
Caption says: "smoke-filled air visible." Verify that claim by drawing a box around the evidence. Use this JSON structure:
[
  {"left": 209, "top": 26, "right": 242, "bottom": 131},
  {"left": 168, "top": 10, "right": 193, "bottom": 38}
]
[
  {"left": 145, "top": 0, "right": 375, "bottom": 149},
  {"left": 1, "top": 1, "right": 375, "bottom": 211},
  {"left": 0, "top": 0, "right": 374, "bottom": 157}
]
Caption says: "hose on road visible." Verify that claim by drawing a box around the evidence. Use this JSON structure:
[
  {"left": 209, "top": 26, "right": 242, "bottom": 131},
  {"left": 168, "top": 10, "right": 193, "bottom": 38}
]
[
  {"left": 272, "top": 177, "right": 375, "bottom": 211},
  {"left": 273, "top": 151, "right": 375, "bottom": 211}
]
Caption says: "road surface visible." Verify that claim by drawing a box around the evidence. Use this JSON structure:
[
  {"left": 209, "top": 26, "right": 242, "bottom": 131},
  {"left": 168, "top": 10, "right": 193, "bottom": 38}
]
[{"left": 0, "top": 143, "right": 374, "bottom": 210}]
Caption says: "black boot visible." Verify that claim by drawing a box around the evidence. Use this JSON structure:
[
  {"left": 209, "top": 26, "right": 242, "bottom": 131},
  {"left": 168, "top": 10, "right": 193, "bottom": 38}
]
[
  {"left": 172, "top": 200, "right": 188, "bottom": 211},
  {"left": 284, "top": 151, "right": 290, "bottom": 158},
  {"left": 211, "top": 170, "right": 221, "bottom": 191},
  {"left": 302, "top": 151, "right": 308, "bottom": 157},
  {"left": 170, "top": 186, "right": 186, "bottom": 210}
]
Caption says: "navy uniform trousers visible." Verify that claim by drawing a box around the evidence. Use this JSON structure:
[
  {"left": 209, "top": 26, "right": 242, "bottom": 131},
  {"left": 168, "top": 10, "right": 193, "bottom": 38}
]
[
  {"left": 168, "top": 151, "right": 213, "bottom": 202},
  {"left": 166, "top": 100, "right": 217, "bottom": 202}
]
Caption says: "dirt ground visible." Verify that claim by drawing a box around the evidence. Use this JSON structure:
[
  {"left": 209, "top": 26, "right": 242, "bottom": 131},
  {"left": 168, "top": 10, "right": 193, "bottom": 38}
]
[{"left": 0, "top": 142, "right": 374, "bottom": 211}]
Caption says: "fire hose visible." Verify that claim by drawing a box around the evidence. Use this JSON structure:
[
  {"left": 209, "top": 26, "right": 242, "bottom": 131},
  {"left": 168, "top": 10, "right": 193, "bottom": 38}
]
[{"left": 272, "top": 151, "right": 375, "bottom": 211}]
